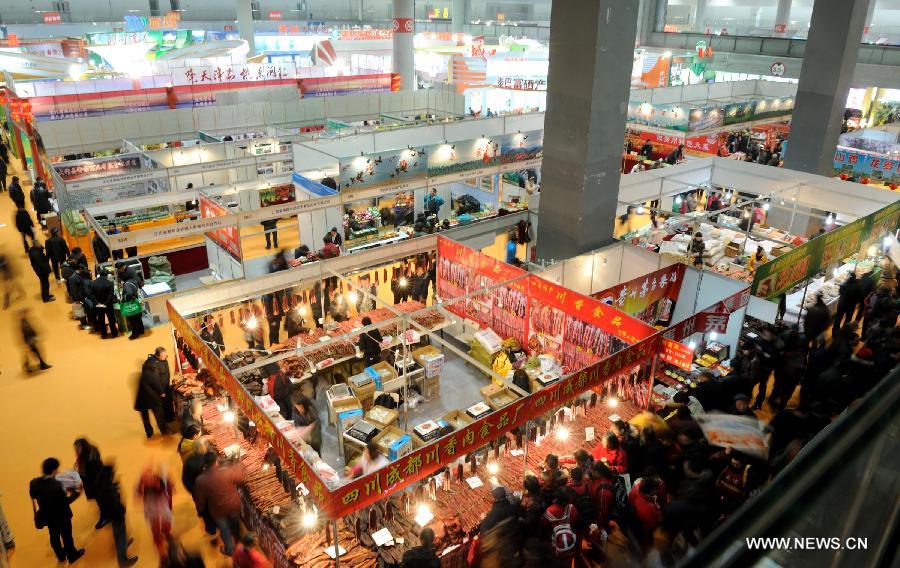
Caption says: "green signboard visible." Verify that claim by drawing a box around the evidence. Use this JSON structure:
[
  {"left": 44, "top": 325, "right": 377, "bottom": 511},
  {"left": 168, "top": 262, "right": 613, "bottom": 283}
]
[{"left": 751, "top": 200, "right": 900, "bottom": 300}]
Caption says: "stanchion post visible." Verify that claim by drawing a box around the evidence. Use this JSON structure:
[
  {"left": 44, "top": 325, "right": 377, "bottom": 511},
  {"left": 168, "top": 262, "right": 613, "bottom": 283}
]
[{"left": 333, "top": 519, "right": 341, "bottom": 567}]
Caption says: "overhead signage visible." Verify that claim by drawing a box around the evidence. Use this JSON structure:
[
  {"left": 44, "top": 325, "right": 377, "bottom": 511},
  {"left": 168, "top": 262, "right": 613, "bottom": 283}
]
[
  {"left": 172, "top": 63, "right": 296, "bottom": 86},
  {"left": 660, "top": 338, "right": 693, "bottom": 371},
  {"left": 124, "top": 12, "right": 181, "bottom": 32},
  {"left": 169, "top": 156, "right": 257, "bottom": 177},
  {"left": 54, "top": 156, "right": 143, "bottom": 182},
  {"left": 342, "top": 178, "right": 428, "bottom": 202},
  {"left": 107, "top": 214, "right": 238, "bottom": 248},
  {"left": 239, "top": 195, "right": 341, "bottom": 224},
  {"left": 65, "top": 169, "right": 169, "bottom": 192},
  {"left": 42, "top": 12, "right": 62, "bottom": 24}
]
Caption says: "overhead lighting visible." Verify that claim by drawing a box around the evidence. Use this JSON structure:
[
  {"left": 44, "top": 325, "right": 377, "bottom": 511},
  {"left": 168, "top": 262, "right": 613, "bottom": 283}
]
[
  {"left": 607, "top": 397, "right": 618, "bottom": 408},
  {"left": 688, "top": 340, "right": 697, "bottom": 350},
  {"left": 663, "top": 51, "right": 672, "bottom": 58},
  {"left": 347, "top": 291, "right": 359, "bottom": 304},
  {"left": 414, "top": 503, "right": 433, "bottom": 527},
  {"left": 762, "top": 203, "right": 770, "bottom": 211},
  {"left": 709, "top": 331, "right": 718, "bottom": 341},
  {"left": 884, "top": 235, "right": 893, "bottom": 247},
  {"left": 302, "top": 510, "right": 318, "bottom": 528},
  {"left": 222, "top": 410, "right": 235, "bottom": 423},
  {"left": 399, "top": 277, "right": 408, "bottom": 287},
  {"left": 675, "top": 196, "right": 683, "bottom": 205},
  {"left": 636, "top": 205, "right": 645, "bottom": 215},
  {"left": 556, "top": 427, "right": 570, "bottom": 441},
  {"left": 825, "top": 214, "right": 834, "bottom": 224},
  {"left": 245, "top": 316, "right": 258, "bottom": 329},
  {"left": 486, "top": 462, "right": 499, "bottom": 475}
]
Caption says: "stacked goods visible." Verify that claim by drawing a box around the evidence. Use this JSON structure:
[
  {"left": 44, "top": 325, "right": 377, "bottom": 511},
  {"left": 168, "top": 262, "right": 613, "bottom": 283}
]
[{"left": 172, "top": 368, "right": 218, "bottom": 398}]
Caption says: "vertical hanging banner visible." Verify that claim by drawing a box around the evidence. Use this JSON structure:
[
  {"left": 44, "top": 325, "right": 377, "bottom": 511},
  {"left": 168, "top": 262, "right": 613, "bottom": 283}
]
[
  {"left": 592, "top": 264, "right": 685, "bottom": 325},
  {"left": 199, "top": 196, "right": 242, "bottom": 261}
]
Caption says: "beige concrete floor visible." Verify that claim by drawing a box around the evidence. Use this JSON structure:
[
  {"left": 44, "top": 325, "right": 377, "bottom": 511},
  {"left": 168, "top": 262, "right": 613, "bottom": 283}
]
[{"left": 0, "top": 161, "right": 231, "bottom": 567}]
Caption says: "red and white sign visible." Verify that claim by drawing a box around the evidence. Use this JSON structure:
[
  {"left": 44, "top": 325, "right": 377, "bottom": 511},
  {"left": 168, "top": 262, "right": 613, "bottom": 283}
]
[
  {"left": 697, "top": 312, "right": 730, "bottom": 334},
  {"left": 770, "top": 61, "right": 786, "bottom": 77},
  {"left": 340, "top": 29, "right": 393, "bottom": 40},
  {"left": 43, "top": 12, "right": 62, "bottom": 24},
  {"left": 660, "top": 338, "right": 694, "bottom": 371},
  {"left": 268, "top": 10, "right": 282, "bottom": 20},
  {"left": 684, "top": 134, "right": 720, "bottom": 157},
  {"left": 172, "top": 63, "right": 296, "bottom": 86},
  {"left": 773, "top": 24, "right": 786, "bottom": 33},
  {"left": 393, "top": 18, "right": 413, "bottom": 33}
]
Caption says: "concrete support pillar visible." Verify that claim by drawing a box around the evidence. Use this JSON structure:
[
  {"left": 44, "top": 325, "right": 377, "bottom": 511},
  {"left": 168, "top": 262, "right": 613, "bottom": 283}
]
[
  {"left": 655, "top": 0, "right": 668, "bottom": 32},
  {"left": 451, "top": 0, "right": 466, "bottom": 33},
  {"left": 358, "top": 0, "right": 364, "bottom": 22},
  {"left": 236, "top": 0, "right": 256, "bottom": 56},
  {"left": 774, "top": 0, "right": 791, "bottom": 33},
  {"left": 693, "top": 0, "right": 707, "bottom": 33},
  {"left": 537, "top": 0, "right": 640, "bottom": 261},
  {"left": 149, "top": 0, "right": 160, "bottom": 17},
  {"left": 784, "top": 0, "right": 870, "bottom": 176},
  {"left": 864, "top": 0, "right": 877, "bottom": 36},
  {"left": 392, "top": 0, "right": 415, "bottom": 91}
]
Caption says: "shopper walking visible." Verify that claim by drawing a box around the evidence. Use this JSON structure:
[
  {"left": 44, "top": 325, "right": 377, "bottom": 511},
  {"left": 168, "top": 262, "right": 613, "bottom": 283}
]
[
  {"left": 0, "top": 249, "right": 25, "bottom": 309},
  {"left": 73, "top": 438, "right": 107, "bottom": 529},
  {"left": 8, "top": 177, "right": 24, "bottom": 208},
  {"left": 135, "top": 348, "right": 172, "bottom": 438},
  {"left": 0, "top": 157, "right": 7, "bottom": 192},
  {"left": 0, "top": 492, "right": 14, "bottom": 568},
  {"left": 803, "top": 293, "right": 831, "bottom": 348},
  {"left": 181, "top": 442, "right": 217, "bottom": 536},
  {"left": 14, "top": 206, "right": 35, "bottom": 254},
  {"left": 90, "top": 270, "right": 118, "bottom": 338},
  {"left": 45, "top": 227, "right": 70, "bottom": 283},
  {"left": 833, "top": 273, "right": 863, "bottom": 335},
  {"left": 95, "top": 463, "right": 138, "bottom": 566},
  {"left": 193, "top": 455, "right": 246, "bottom": 556},
  {"left": 135, "top": 464, "right": 174, "bottom": 562},
  {"left": 19, "top": 307, "right": 51, "bottom": 372},
  {"left": 32, "top": 180, "right": 53, "bottom": 220},
  {"left": 27, "top": 242, "right": 54, "bottom": 302},
  {"left": 261, "top": 218, "right": 279, "bottom": 249},
  {"left": 29, "top": 457, "right": 85, "bottom": 564},
  {"left": 121, "top": 274, "right": 144, "bottom": 340}
]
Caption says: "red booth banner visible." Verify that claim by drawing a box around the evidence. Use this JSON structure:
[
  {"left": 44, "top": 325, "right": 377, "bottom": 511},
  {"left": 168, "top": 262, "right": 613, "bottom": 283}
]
[
  {"left": 166, "top": 302, "right": 333, "bottom": 512},
  {"left": 591, "top": 264, "right": 685, "bottom": 324},
  {"left": 199, "top": 196, "right": 242, "bottom": 261},
  {"left": 660, "top": 337, "right": 694, "bottom": 370},
  {"left": 327, "top": 334, "right": 661, "bottom": 519}
]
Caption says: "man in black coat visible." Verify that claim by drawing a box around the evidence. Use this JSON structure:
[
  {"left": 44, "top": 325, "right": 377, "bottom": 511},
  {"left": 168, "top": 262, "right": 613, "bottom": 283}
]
[
  {"left": 0, "top": 156, "right": 7, "bottom": 191},
  {"left": 8, "top": 176, "right": 25, "bottom": 208},
  {"left": 29, "top": 457, "right": 85, "bottom": 564},
  {"left": 28, "top": 242, "right": 54, "bottom": 302},
  {"left": 833, "top": 273, "right": 863, "bottom": 335},
  {"left": 94, "top": 464, "right": 138, "bottom": 566},
  {"left": 135, "top": 347, "right": 171, "bottom": 438},
  {"left": 401, "top": 527, "right": 440, "bottom": 568},
  {"left": 33, "top": 181, "right": 53, "bottom": 219},
  {"left": 15, "top": 205, "right": 35, "bottom": 253},
  {"left": 803, "top": 293, "right": 831, "bottom": 347},
  {"left": 92, "top": 233, "right": 111, "bottom": 271},
  {"left": 90, "top": 270, "right": 118, "bottom": 338},
  {"left": 46, "top": 227, "right": 70, "bottom": 283},
  {"left": 68, "top": 266, "right": 95, "bottom": 330}
]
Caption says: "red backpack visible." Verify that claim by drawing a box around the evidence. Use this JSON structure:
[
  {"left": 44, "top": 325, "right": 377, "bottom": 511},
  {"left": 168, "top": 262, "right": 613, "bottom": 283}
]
[{"left": 543, "top": 504, "right": 577, "bottom": 554}]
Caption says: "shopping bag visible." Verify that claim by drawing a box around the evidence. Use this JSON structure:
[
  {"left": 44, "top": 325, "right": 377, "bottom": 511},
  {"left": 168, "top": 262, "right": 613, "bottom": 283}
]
[{"left": 120, "top": 299, "right": 142, "bottom": 317}]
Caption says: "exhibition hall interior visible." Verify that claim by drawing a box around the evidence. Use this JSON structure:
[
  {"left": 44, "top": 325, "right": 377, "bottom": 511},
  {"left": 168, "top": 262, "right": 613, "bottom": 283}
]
[{"left": 0, "top": 0, "right": 897, "bottom": 567}]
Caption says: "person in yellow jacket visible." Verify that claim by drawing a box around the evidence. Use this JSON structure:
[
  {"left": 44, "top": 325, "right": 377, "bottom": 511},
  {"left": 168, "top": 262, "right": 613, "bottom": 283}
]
[{"left": 747, "top": 246, "right": 768, "bottom": 272}]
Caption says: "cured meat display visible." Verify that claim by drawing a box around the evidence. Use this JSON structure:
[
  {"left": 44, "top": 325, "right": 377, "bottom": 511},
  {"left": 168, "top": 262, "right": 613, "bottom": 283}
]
[
  {"left": 527, "top": 300, "right": 565, "bottom": 358},
  {"left": 560, "top": 315, "right": 627, "bottom": 372},
  {"left": 607, "top": 360, "right": 654, "bottom": 409},
  {"left": 492, "top": 285, "right": 528, "bottom": 346}
]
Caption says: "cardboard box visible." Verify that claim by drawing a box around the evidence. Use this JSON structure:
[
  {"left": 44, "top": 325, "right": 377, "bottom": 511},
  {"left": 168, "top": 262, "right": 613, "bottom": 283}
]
[
  {"left": 350, "top": 381, "right": 376, "bottom": 410},
  {"left": 372, "top": 426, "right": 412, "bottom": 460},
  {"left": 443, "top": 410, "right": 474, "bottom": 431},
  {"left": 365, "top": 406, "right": 399, "bottom": 429},
  {"left": 724, "top": 242, "right": 741, "bottom": 258},
  {"left": 413, "top": 345, "right": 445, "bottom": 378},
  {"left": 412, "top": 345, "right": 441, "bottom": 365},
  {"left": 365, "top": 362, "right": 398, "bottom": 390},
  {"left": 482, "top": 385, "right": 520, "bottom": 410}
]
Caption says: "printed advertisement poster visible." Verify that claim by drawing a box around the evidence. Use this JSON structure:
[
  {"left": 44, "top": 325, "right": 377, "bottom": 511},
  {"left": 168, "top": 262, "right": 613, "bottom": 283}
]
[
  {"left": 498, "top": 130, "right": 543, "bottom": 165},
  {"left": 258, "top": 183, "right": 295, "bottom": 207},
  {"left": 833, "top": 147, "right": 900, "bottom": 185},
  {"left": 592, "top": 264, "right": 684, "bottom": 325},
  {"left": 199, "top": 196, "right": 241, "bottom": 261},
  {"left": 627, "top": 101, "right": 689, "bottom": 131},
  {"left": 750, "top": 242, "right": 818, "bottom": 300},
  {"left": 684, "top": 134, "right": 721, "bottom": 157},
  {"left": 723, "top": 101, "right": 755, "bottom": 125},
  {"left": 53, "top": 155, "right": 144, "bottom": 181},
  {"left": 339, "top": 147, "right": 427, "bottom": 190},
  {"left": 625, "top": 130, "right": 685, "bottom": 156},
  {"left": 752, "top": 97, "right": 794, "bottom": 120},
  {"left": 426, "top": 136, "right": 500, "bottom": 178},
  {"left": 687, "top": 106, "right": 724, "bottom": 132}
]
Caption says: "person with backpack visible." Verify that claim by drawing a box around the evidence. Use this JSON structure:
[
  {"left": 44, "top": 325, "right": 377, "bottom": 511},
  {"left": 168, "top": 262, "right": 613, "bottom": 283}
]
[
  {"left": 628, "top": 477, "right": 663, "bottom": 552},
  {"left": 121, "top": 272, "right": 144, "bottom": 340},
  {"left": 591, "top": 432, "right": 629, "bottom": 474},
  {"left": 541, "top": 488, "right": 580, "bottom": 568}
]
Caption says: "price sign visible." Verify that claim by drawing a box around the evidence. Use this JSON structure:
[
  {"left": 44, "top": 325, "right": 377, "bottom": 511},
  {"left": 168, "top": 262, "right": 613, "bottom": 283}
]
[{"left": 660, "top": 338, "right": 694, "bottom": 371}]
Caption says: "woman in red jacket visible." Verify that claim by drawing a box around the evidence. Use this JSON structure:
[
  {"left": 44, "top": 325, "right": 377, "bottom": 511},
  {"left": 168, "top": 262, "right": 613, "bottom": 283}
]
[
  {"left": 591, "top": 433, "right": 629, "bottom": 474},
  {"left": 628, "top": 477, "right": 663, "bottom": 551}
]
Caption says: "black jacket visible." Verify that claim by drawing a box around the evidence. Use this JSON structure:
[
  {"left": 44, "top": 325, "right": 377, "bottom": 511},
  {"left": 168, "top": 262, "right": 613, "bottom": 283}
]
[
  {"left": 34, "top": 187, "right": 52, "bottom": 215},
  {"left": 359, "top": 329, "right": 384, "bottom": 361},
  {"left": 480, "top": 499, "right": 518, "bottom": 533},
  {"left": 90, "top": 276, "right": 115, "bottom": 305},
  {"left": 46, "top": 235, "right": 69, "bottom": 261},
  {"left": 15, "top": 209, "right": 33, "bottom": 233},
  {"left": 803, "top": 301, "right": 830, "bottom": 339},
  {"left": 8, "top": 182, "right": 25, "bottom": 208},
  {"left": 135, "top": 355, "right": 166, "bottom": 410},
  {"left": 181, "top": 451, "right": 211, "bottom": 494},
  {"left": 93, "top": 235, "right": 111, "bottom": 264},
  {"left": 28, "top": 246, "right": 51, "bottom": 276},
  {"left": 30, "top": 476, "right": 77, "bottom": 526},
  {"left": 93, "top": 465, "right": 126, "bottom": 521},
  {"left": 401, "top": 545, "right": 440, "bottom": 568}
]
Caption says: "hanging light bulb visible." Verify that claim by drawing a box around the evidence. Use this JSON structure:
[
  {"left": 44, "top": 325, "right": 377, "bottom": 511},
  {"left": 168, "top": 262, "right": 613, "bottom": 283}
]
[
  {"left": 302, "top": 510, "right": 318, "bottom": 528},
  {"left": 486, "top": 462, "right": 499, "bottom": 475},
  {"left": 688, "top": 340, "right": 697, "bottom": 350},
  {"left": 414, "top": 503, "right": 434, "bottom": 527},
  {"left": 222, "top": 410, "right": 235, "bottom": 423},
  {"left": 709, "top": 331, "right": 718, "bottom": 341},
  {"left": 636, "top": 205, "right": 645, "bottom": 215},
  {"left": 245, "top": 316, "right": 258, "bottom": 329},
  {"left": 607, "top": 397, "right": 618, "bottom": 408},
  {"left": 348, "top": 291, "right": 359, "bottom": 304},
  {"left": 762, "top": 203, "right": 770, "bottom": 211},
  {"left": 399, "top": 277, "right": 409, "bottom": 287},
  {"left": 556, "top": 427, "right": 570, "bottom": 441},
  {"left": 675, "top": 196, "right": 683, "bottom": 205},
  {"left": 825, "top": 214, "right": 834, "bottom": 224}
]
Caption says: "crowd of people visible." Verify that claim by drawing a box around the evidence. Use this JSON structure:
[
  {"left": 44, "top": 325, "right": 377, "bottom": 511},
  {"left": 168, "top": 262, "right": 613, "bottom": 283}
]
[{"left": 401, "top": 285, "right": 899, "bottom": 567}]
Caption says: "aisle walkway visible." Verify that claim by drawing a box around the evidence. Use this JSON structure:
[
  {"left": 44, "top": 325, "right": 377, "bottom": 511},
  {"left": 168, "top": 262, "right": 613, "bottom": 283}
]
[{"left": 0, "top": 159, "right": 227, "bottom": 566}]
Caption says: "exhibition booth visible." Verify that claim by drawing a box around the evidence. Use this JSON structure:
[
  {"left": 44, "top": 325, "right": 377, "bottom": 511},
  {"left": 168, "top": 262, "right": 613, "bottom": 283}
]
[
  {"left": 164, "top": 233, "right": 751, "bottom": 566},
  {"left": 614, "top": 158, "right": 900, "bottom": 325},
  {"left": 833, "top": 124, "right": 900, "bottom": 189}
]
